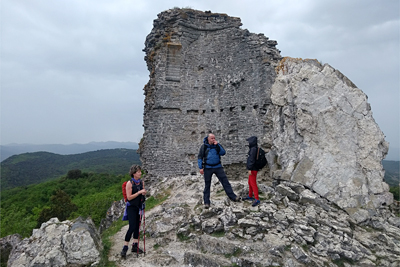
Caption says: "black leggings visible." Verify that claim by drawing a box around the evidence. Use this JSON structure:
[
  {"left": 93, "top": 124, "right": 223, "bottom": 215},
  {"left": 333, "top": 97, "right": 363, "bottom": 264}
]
[{"left": 124, "top": 205, "right": 141, "bottom": 242}]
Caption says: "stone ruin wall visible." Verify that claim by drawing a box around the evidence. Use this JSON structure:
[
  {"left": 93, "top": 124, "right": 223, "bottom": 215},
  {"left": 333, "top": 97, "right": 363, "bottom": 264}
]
[
  {"left": 141, "top": 9, "right": 282, "bottom": 179},
  {"left": 140, "top": 8, "right": 393, "bottom": 221}
]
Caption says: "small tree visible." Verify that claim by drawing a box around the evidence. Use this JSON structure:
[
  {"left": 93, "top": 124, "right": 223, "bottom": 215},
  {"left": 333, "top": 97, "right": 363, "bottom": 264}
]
[
  {"left": 66, "top": 169, "right": 82, "bottom": 180},
  {"left": 36, "top": 189, "right": 78, "bottom": 227}
]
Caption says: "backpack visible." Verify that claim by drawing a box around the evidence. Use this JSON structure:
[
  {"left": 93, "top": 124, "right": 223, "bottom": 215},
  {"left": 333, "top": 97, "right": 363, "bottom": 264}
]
[
  {"left": 122, "top": 180, "right": 131, "bottom": 202},
  {"left": 200, "top": 144, "right": 221, "bottom": 168},
  {"left": 255, "top": 147, "right": 267, "bottom": 170}
]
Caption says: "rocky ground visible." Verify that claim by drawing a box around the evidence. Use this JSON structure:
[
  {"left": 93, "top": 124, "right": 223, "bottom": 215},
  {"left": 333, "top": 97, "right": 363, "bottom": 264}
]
[{"left": 109, "top": 174, "right": 400, "bottom": 267}]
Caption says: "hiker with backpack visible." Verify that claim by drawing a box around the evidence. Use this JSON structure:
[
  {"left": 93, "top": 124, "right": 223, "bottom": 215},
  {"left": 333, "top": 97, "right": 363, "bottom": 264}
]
[
  {"left": 121, "top": 165, "right": 146, "bottom": 258},
  {"left": 198, "top": 133, "right": 240, "bottom": 209},
  {"left": 245, "top": 136, "right": 263, "bottom": 207}
]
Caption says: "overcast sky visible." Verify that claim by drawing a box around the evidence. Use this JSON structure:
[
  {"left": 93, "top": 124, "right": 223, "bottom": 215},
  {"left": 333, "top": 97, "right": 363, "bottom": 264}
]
[{"left": 1, "top": 0, "right": 399, "bottom": 160}]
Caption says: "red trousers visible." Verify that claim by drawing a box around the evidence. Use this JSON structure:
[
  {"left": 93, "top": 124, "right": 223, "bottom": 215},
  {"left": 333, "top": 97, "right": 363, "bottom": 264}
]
[{"left": 248, "top": 170, "right": 259, "bottom": 200}]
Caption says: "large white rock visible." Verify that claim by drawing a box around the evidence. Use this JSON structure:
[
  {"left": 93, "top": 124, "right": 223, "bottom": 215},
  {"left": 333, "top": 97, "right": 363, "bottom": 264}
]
[
  {"left": 7, "top": 217, "right": 101, "bottom": 267},
  {"left": 269, "top": 57, "right": 392, "bottom": 222}
]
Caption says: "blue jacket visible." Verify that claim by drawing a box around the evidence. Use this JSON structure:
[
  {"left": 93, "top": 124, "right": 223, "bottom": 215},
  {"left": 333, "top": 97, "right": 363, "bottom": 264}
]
[{"left": 198, "top": 136, "right": 226, "bottom": 169}]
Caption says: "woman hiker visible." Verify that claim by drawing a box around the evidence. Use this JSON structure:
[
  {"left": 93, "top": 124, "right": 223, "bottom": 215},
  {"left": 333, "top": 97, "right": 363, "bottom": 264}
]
[
  {"left": 245, "top": 136, "right": 261, "bottom": 206},
  {"left": 121, "top": 165, "right": 146, "bottom": 258}
]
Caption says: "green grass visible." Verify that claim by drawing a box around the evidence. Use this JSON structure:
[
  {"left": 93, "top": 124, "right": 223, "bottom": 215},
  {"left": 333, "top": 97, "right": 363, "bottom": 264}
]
[
  {"left": 211, "top": 230, "right": 225, "bottom": 238},
  {"left": 177, "top": 232, "right": 191, "bottom": 242},
  {"left": 145, "top": 188, "right": 171, "bottom": 210},
  {"left": 97, "top": 187, "right": 171, "bottom": 266},
  {"left": 332, "top": 257, "right": 355, "bottom": 266},
  {"left": 224, "top": 247, "right": 242, "bottom": 258},
  {"left": 98, "top": 219, "right": 128, "bottom": 267}
]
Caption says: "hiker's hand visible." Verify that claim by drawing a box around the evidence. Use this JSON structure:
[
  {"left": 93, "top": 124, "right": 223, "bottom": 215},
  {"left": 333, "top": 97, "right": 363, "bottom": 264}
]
[
  {"left": 200, "top": 169, "right": 204, "bottom": 175},
  {"left": 140, "top": 189, "right": 146, "bottom": 195},
  {"left": 248, "top": 170, "right": 251, "bottom": 176},
  {"left": 213, "top": 140, "right": 218, "bottom": 145}
]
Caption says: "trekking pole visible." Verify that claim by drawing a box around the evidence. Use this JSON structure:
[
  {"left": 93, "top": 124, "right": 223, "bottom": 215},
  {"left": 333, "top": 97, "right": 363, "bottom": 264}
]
[
  {"left": 137, "top": 211, "right": 143, "bottom": 258},
  {"left": 143, "top": 207, "right": 146, "bottom": 256}
]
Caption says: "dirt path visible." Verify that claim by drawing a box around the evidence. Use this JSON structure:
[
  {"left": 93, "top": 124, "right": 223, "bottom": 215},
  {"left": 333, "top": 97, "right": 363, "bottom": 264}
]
[
  {"left": 109, "top": 211, "right": 158, "bottom": 267},
  {"left": 108, "top": 175, "right": 231, "bottom": 267}
]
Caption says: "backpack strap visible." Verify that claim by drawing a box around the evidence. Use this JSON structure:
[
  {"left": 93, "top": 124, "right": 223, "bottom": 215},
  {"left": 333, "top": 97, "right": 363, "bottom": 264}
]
[
  {"left": 257, "top": 147, "right": 260, "bottom": 160},
  {"left": 201, "top": 144, "right": 222, "bottom": 168}
]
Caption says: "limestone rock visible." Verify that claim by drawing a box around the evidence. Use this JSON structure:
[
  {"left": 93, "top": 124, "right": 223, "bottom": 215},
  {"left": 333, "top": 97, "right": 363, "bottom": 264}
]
[
  {"left": 109, "top": 175, "right": 400, "bottom": 267},
  {"left": 7, "top": 217, "right": 101, "bottom": 267},
  {"left": 0, "top": 234, "right": 21, "bottom": 267},
  {"left": 99, "top": 199, "right": 125, "bottom": 234},
  {"left": 140, "top": 8, "right": 392, "bottom": 222},
  {"left": 270, "top": 57, "right": 392, "bottom": 221}
]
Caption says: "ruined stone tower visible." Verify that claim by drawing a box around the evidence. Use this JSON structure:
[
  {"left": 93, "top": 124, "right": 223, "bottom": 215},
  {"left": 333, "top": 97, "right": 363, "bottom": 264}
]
[
  {"left": 141, "top": 8, "right": 282, "bottom": 178},
  {"left": 140, "top": 8, "right": 392, "bottom": 221}
]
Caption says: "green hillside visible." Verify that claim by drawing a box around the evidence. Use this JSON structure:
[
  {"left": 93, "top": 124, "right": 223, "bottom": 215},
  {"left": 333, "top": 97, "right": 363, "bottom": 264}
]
[
  {"left": 0, "top": 171, "right": 128, "bottom": 238},
  {"left": 383, "top": 160, "right": 400, "bottom": 187},
  {"left": 0, "top": 149, "right": 140, "bottom": 191}
]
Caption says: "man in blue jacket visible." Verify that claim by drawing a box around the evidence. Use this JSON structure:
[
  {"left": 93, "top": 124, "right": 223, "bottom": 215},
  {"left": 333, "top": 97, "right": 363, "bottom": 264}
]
[{"left": 198, "top": 133, "right": 240, "bottom": 208}]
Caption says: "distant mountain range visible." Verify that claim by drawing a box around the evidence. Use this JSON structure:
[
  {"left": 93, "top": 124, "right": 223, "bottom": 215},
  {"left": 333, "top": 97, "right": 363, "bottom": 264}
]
[
  {"left": 0, "top": 141, "right": 138, "bottom": 162},
  {"left": 0, "top": 148, "right": 141, "bottom": 191}
]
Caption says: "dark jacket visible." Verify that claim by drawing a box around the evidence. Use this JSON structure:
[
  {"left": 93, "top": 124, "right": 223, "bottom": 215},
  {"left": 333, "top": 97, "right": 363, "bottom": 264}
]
[
  {"left": 128, "top": 180, "right": 145, "bottom": 208},
  {"left": 246, "top": 136, "right": 259, "bottom": 171},
  {"left": 198, "top": 136, "right": 226, "bottom": 169}
]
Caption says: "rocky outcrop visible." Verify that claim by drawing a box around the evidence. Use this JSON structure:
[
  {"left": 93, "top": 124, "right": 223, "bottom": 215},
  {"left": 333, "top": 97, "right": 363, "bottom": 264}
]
[
  {"left": 140, "top": 8, "right": 392, "bottom": 222},
  {"left": 99, "top": 199, "right": 125, "bottom": 234},
  {"left": 0, "top": 234, "right": 21, "bottom": 267},
  {"left": 7, "top": 217, "right": 102, "bottom": 267},
  {"left": 268, "top": 57, "right": 392, "bottom": 222},
  {"left": 110, "top": 175, "right": 400, "bottom": 267}
]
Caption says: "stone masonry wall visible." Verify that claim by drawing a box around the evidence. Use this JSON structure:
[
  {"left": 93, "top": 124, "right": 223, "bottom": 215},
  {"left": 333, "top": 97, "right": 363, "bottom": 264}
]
[
  {"left": 141, "top": 8, "right": 282, "bottom": 178},
  {"left": 140, "top": 8, "right": 392, "bottom": 221}
]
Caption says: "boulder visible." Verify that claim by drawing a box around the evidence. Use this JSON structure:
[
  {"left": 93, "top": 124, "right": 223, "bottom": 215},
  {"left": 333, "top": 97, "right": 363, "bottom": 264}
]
[{"left": 7, "top": 217, "right": 101, "bottom": 267}]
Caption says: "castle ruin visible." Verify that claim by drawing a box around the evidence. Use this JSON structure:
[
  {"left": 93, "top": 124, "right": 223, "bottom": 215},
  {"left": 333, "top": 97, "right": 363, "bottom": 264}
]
[{"left": 140, "top": 8, "right": 392, "bottom": 222}]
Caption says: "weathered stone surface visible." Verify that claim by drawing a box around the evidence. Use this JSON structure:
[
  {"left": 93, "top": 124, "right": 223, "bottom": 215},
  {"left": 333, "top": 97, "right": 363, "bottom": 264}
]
[
  {"left": 109, "top": 175, "right": 400, "bottom": 267},
  {"left": 99, "top": 199, "right": 125, "bottom": 234},
  {"left": 0, "top": 234, "right": 21, "bottom": 267},
  {"left": 140, "top": 8, "right": 392, "bottom": 221},
  {"left": 270, "top": 57, "right": 392, "bottom": 220},
  {"left": 7, "top": 217, "right": 101, "bottom": 267},
  {"left": 140, "top": 8, "right": 281, "bottom": 181}
]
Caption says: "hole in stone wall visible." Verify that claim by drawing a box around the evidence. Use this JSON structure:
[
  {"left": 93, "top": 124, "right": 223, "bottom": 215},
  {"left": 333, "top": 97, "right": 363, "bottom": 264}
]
[
  {"left": 211, "top": 109, "right": 215, "bottom": 112},
  {"left": 241, "top": 106, "right": 246, "bottom": 111},
  {"left": 202, "top": 110, "right": 206, "bottom": 114},
  {"left": 253, "top": 105, "right": 258, "bottom": 109},
  {"left": 220, "top": 109, "right": 224, "bottom": 112},
  {"left": 230, "top": 107, "right": 235, "bottom": 111},
  {"left": 191, "top": 131, "right": 196, "bottom": 135}
]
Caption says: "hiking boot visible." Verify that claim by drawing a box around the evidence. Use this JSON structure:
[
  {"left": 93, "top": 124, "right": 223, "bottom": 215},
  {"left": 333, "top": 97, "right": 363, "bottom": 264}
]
[
  {"left": 244, "top": 196, "right": 255, "bottom": 201},
  {"left": 232, "top": 196, "right": 241, "bottom": 202},
  {"left": 120, "top": 248, "right": 127, "bottom": 258},
  {"left": 204, "top": 203, "right": 210, "bottom": 209},
  {"left": 252, "top": 199, "right": 260, "bottom": 207},
  {"left": 132, "top": 244, "right": 144, "bottom": 254}
]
